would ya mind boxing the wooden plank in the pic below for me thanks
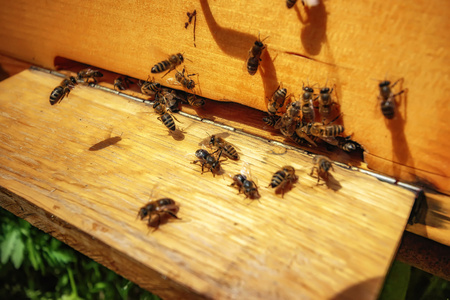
[0,69,415,299]
[0,0,449,193]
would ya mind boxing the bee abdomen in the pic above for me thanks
[151,60,171,73]
[224,145,239,160]
[286,0,297,8]
[381,102,395,119]
[322,125,344,137]
[49,86,68,105]
[270,171,286,188]
[161,114,176,131]
[247,57,259,75]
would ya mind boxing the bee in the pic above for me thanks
[138,198,180,230]
[173,67,197,90]
[151,53,184,78]
[378,79,405,119]
[267,85,287,115]
[157,89,181,112]
[335,136,363,152]
[139,77,162,95]
[275,100,301,136]
[230,174,260,200]
[294,122,318,147]
[207,134,239,160]
[191,149,224,177]
[263,114,280,127]
[152,101,179,132]
[187,94,205,108]
[49,76,77,105]
[310,155,334,184]
[268,165,297,197]
[300,84,316,123]
[114,76,134,91]
[77,68,103,83]
[318,85,336,121]
[247,34,268,75]
[309,123,344,138]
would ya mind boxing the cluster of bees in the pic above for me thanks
[47,4,407,231]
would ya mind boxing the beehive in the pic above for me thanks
[0,1,449,299]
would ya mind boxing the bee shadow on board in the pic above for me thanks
[323,172,342,191]
[294,1,328,55]
[89,132,123,151]
[200,0,279,101]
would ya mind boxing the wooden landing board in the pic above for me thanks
[0,70,414,299]
[0,0,449,193]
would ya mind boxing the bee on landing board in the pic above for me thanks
[49,76,77,105]
[310,155,334,184]
[152,101,179,132]
[201,133,239,161]
[191,149,224,177]
[151,53,185,78]
[275,100,301,137]
[77,69,103,83]
[137,198,180,231]
[268,165,298,197]
[247,34,268,76]
[230,163,260,200]
[378,79,405,119]
[114,76,134,91]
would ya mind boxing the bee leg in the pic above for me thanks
[310,166,317,177]
[165,211,180,220]
[390,78,404,89]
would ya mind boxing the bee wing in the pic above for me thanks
[166,77,181,86]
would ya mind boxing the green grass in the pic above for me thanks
[1,207,449,299]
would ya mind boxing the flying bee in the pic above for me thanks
[77,68,103,83]
[204,133,239,160]
[139,76,162,95]
[49,76,77,105]
[268,165,297,197]
[229,164,260,200]
[300,84,316,123]
[309,123,344,138]
[263,114,280,127]
[138,198,180,231]
[378,79,405,119]
[318,85,337,121]
[191,149,224,177]
[171,67,197,90]
[151,53,184,78]
[267,85,287,115]
[247,34,268,75]
[114,76,134,91]
[186,94,205,108]
[310,155,334,184]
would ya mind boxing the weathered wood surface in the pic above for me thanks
[0,69,415,299]
[0,0,449,193]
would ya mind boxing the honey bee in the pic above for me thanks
[157,89,181,112]
[139,76,162,95]
[310,155,334,184]
[191,149,224,177]
[268,165,297,197]
[378,79,405,119]
[309,123,344,137]
[230,174,260,200]
[77,69,103,83]
[206,134,239,160]
[318,85,336,121]
[294,122,318,147]
[173,67,197,90]
[335,136,363,152]
[300,84,316,123]
[152,101,179,132]
[247,34,268,75]
[186,94,205,108]
[114,76,134,91]
[263,114,280,127]
[151,53,184,78]
[49,76,77,105]
[138,198,180,230]
[267,85,287,115]
[275,100,301,136]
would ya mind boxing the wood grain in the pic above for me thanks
[0,0,448,193]
[0,69,415,299]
